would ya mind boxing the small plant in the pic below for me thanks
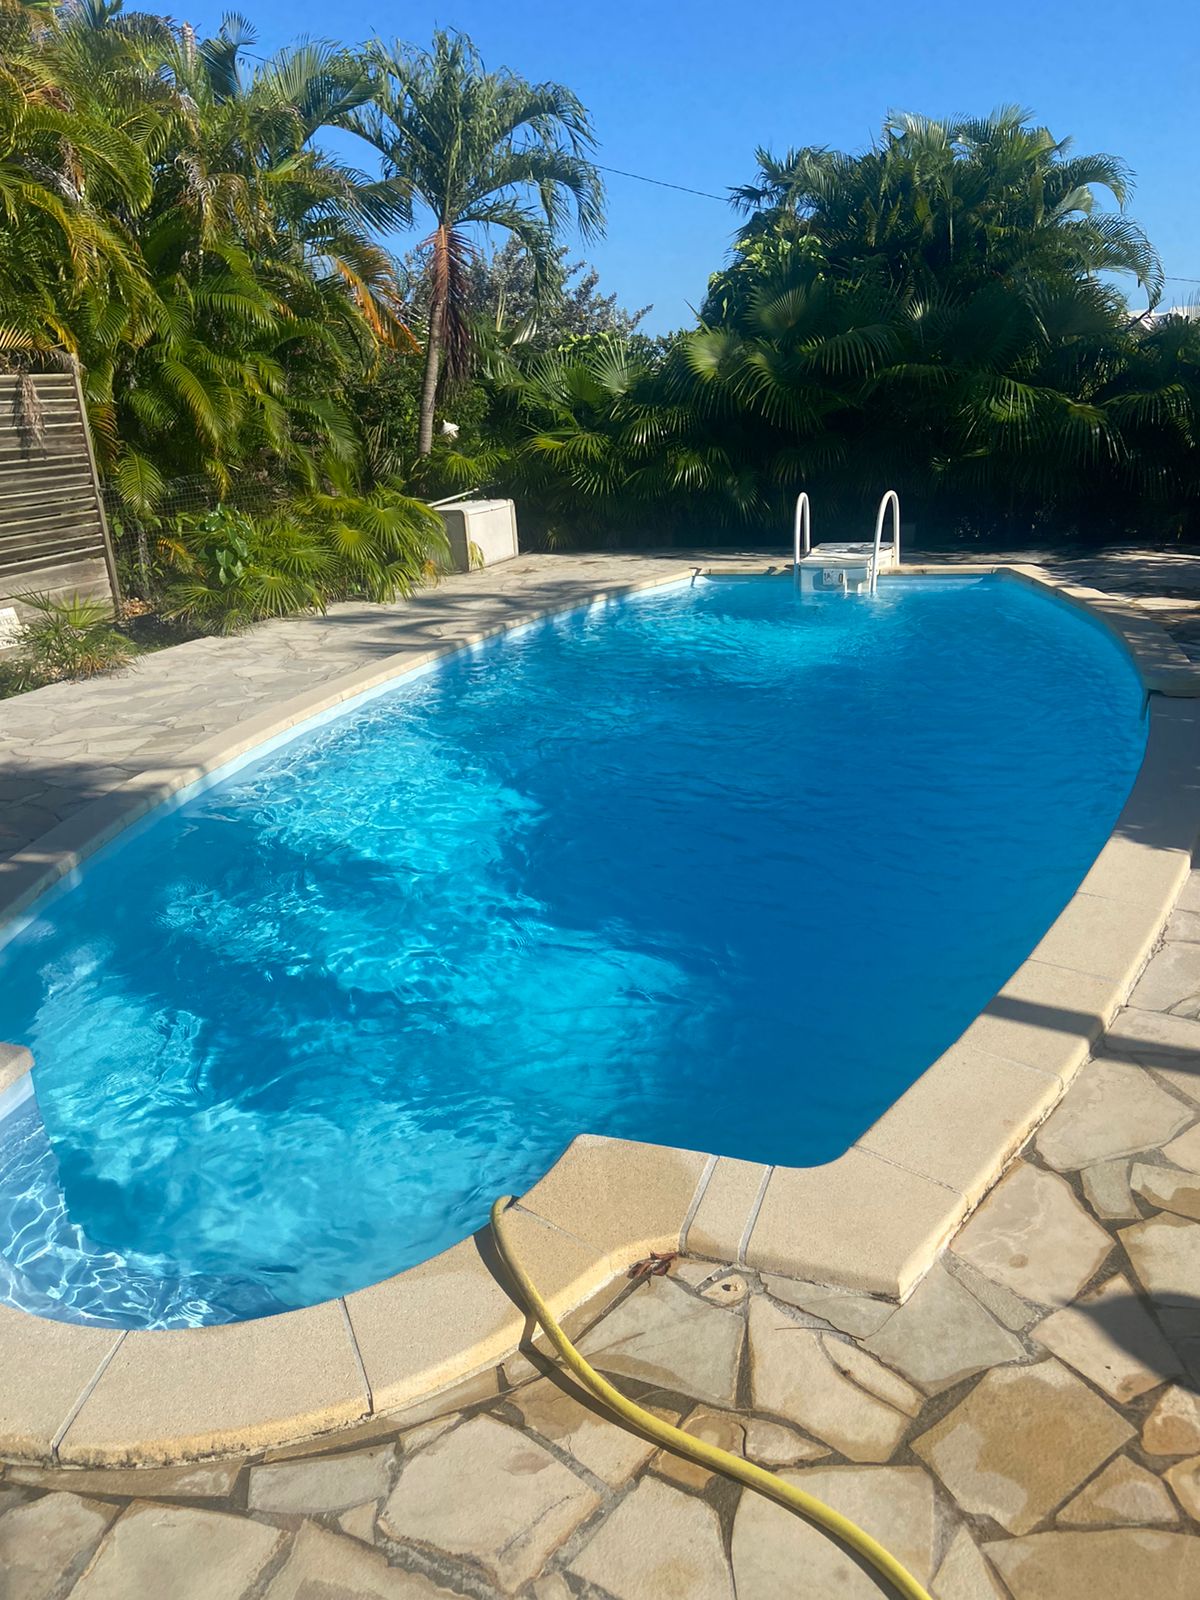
[110,510,164,602]
[5,593,137,688]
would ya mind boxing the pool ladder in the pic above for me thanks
[793,491,901,594]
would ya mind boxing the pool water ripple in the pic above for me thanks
[0,576,1146,1326]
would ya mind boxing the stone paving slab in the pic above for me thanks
[568,1476,734,1600]
[731,1464,938,1597]
[1059,1455,1177,1527]
[861,1261,1026,1393]
[913,1357,1135,1534]
[985,1529,1200,1599]
[246,1442,394,1514]
[0,1493,118,1600]
[69,1505,285,1600]
[378,1415,601,1591]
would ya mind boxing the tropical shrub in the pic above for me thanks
[1,2,413,513]
[288,488,448,600]
[343,344,502,499]
[158,506,330,633]
[2,592,137,688]
[157,491,447,632]
[683,109,1192,538]
[483,110,1200,547]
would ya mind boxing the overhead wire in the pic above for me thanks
[169,52,1200,284]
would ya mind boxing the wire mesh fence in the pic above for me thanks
[104,475,288,602]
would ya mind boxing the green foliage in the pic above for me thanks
[157,492,447,632]
[404,237,650,351]
[3,2,1197,563]
[721,108,1163,310]
[292,487,448,601]
[346,30,606,454]
[476,338,687,544]
[1,2,410,508]
[2,591,136,688]
[485,110,1200,547]
[159,506,330,633]
[346,343,507,499]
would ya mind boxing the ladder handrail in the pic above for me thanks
[792,492,811,576]
[869,490,900,595]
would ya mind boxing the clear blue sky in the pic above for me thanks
[186,0,1198,332]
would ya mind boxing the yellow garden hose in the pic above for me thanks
[490,1197,932,1600]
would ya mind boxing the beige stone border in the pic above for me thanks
[1,560,1198,1470]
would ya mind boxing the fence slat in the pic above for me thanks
[0,508,104,539]
[0,536,102,558]
[0,472,98,496]
[0,481,102,506]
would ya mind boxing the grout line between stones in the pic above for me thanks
[51,1331,127,1463]
[737,1167,774,1264]
[679,1154,719,1255]
[339,1298,374,1418]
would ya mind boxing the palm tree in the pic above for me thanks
[0,1,420,505]
[726,107,1163,310]
[0,0,153,353]
[668,107,1195,539]
[39,7,414,508]
[347,30,604,455]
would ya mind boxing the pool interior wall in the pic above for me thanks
[0,575,1147,1327]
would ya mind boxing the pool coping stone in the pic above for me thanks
[2,557,1199,1469]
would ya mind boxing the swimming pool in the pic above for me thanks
[0,574,1146,1328]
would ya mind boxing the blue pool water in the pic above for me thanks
[0,575,1146,1328]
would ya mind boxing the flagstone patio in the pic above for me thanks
[2,547,1200,1595]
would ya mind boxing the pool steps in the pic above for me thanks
[792,488,902,594]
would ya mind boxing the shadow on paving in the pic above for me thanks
[1064,1287,1200,1395]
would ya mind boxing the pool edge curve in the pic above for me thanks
[2,558,1199,1470]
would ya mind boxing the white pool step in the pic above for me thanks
[795,541,898,593]
[792,491,902,595]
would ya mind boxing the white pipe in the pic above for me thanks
[792,493,811,578]
[427,491,477,509]
[870,490,900,595]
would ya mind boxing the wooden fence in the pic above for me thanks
[0,365,120,616]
